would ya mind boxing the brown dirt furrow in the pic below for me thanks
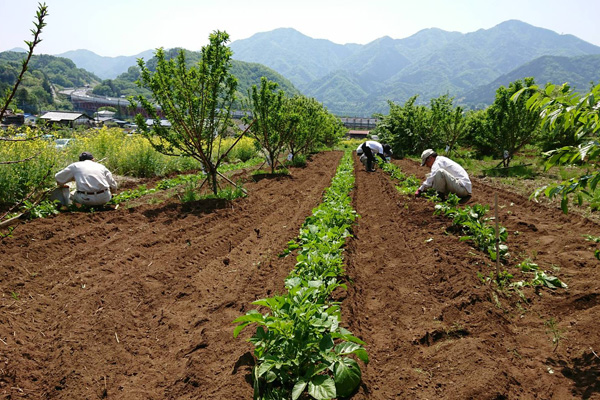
[0,151,342,399]
[344,156,600,399]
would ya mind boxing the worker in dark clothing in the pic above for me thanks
[357,141,392,171]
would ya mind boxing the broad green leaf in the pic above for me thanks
[333,358,362,398]
[335,342,362,355]
[232,310,264,324]
[256,361,274,378]
[233,322,250,338]
[332,329,367,345]
[265,370,277,383]
[285,277,302,289]
[292,380,308,400]
[308,375,336,400]
[561,196,569,214]
[252,298,272,308]
[319,334,335,352]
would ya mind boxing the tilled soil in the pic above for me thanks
[346,157,600,400]
[1,151,599,399]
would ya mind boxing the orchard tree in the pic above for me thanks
[133,30,247,195]
[374,95,457,157]
[245,77,299,173]
[533,84,581,151]
[441,106,467,155]
[485,78,540,167]
[428,94,455,149]
[287,96,344,159]
[374,96,431,158]
[463,109,494,157]
[319,110,347,148]
[516,82,600,212]
[287,95,323,160]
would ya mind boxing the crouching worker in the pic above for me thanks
[55,152,118,207]
[357,141,393,172]
[415,149,471,199]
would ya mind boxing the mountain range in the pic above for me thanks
[19,20,600,116]
[229,20,600,115]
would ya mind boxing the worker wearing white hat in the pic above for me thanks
[416,149,471,198]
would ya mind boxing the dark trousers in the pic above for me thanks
[361,143,376,171]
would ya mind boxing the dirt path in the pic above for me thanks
[1,151,599,399]
[345,156,600,399]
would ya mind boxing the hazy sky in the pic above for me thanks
[1,0,599,57]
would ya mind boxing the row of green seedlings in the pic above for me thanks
[233,150,368,400]
[110,156,264,204]
[380,161,567,290]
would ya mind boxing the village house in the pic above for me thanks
[39,111,93,128]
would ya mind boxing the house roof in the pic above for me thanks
[40,111,92,121]
[348,130,369,136]
[145,119,171,127]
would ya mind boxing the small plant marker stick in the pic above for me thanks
[495,193,500,279]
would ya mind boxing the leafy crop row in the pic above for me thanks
[381,161,567,290]
[110,157,263,204]
[233,150,368,400]
[434,195,508,261]
[381,161,508,261]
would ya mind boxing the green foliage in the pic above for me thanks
[91,67,150,99]
[0,127,60,205]
[520,82,600,213]
[245,77,299,173]
[381,162,420,194]
[234,151,366,400]
[373,94,463,158]
[483,163,536,178]
[0,127,260,210]
[287,95,346,159]
[373,96,431,157]
[134,31,240,194]
[181,179,246,203]
[544,317,566,352]
[434,196,509,261]
[1,3,49,116]
[285,154,307,168]
[479,78,541,166]
[22,199,60,219]
[91,55,300,111]
[63,127,203,177]
[511,259,567,290]
[225,137,259,162]
[110,157,262,205]
[0,51,98,113]
[442,105,468,155]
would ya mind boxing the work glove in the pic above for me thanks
[415,189,421,197]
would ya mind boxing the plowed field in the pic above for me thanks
[1,151,599,399]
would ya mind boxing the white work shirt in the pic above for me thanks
[419,156,472,193]
[356,141,384,155]
[55,160,118,193]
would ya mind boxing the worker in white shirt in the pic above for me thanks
[415,149,471,199]
[356,141,392,172]
[55,152,118,206]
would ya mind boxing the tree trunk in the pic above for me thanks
[269,151,276,174]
